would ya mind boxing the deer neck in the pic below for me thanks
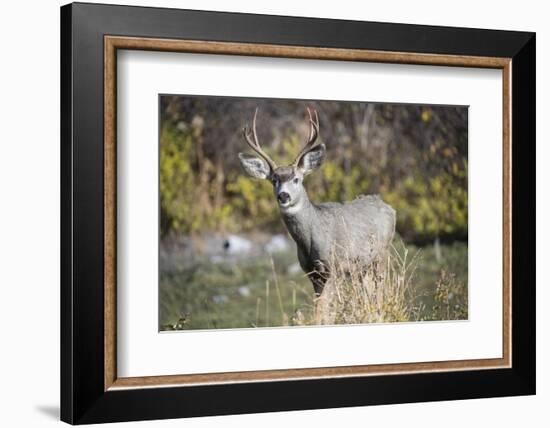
[281,197,317,255]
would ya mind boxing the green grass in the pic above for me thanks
[407,241,468,320]
[159,241,468,331]
[160,250,313,330]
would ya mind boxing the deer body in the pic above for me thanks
[282,195,395,295]
[239,109,395,295]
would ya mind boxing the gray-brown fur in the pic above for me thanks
[239,109,396,295]
[281,194,395,295]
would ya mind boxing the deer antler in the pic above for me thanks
[293,108,320,166]
[242,108,277,171]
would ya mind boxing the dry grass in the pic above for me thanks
[428,269,468,321]
[291,242,420,326]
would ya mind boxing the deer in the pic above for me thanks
[238,108,396,296]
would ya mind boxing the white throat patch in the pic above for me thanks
[280,199,304,216]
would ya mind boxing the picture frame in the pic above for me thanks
[60,2,535,424]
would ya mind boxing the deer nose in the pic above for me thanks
[278,192,290,204]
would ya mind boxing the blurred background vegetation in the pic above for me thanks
[159,95,468,330]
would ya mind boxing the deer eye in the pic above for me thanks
[293,177,299,184]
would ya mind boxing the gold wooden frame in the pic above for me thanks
[104,35,512,391]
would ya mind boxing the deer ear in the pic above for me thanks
[298,144,326,175]
[238,153,271,180]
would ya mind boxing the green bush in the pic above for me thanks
[384,164,468,242]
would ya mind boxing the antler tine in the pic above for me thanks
[252,107,260,149]
[293,108,320,166]
[242,108,277,171]
[308,108,319,144]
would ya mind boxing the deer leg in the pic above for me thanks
[309,272,325,296]
[310,260,329,296]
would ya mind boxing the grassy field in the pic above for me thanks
[159,237,467,331]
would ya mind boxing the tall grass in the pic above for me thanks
[289,243,422,326]
[323,246,416,324]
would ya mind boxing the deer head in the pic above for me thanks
[238,108,326,213]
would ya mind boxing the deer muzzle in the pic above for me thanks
[277,192,290,205]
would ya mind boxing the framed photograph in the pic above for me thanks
[60,2,535,424]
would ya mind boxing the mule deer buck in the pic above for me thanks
[239,108,396,296]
